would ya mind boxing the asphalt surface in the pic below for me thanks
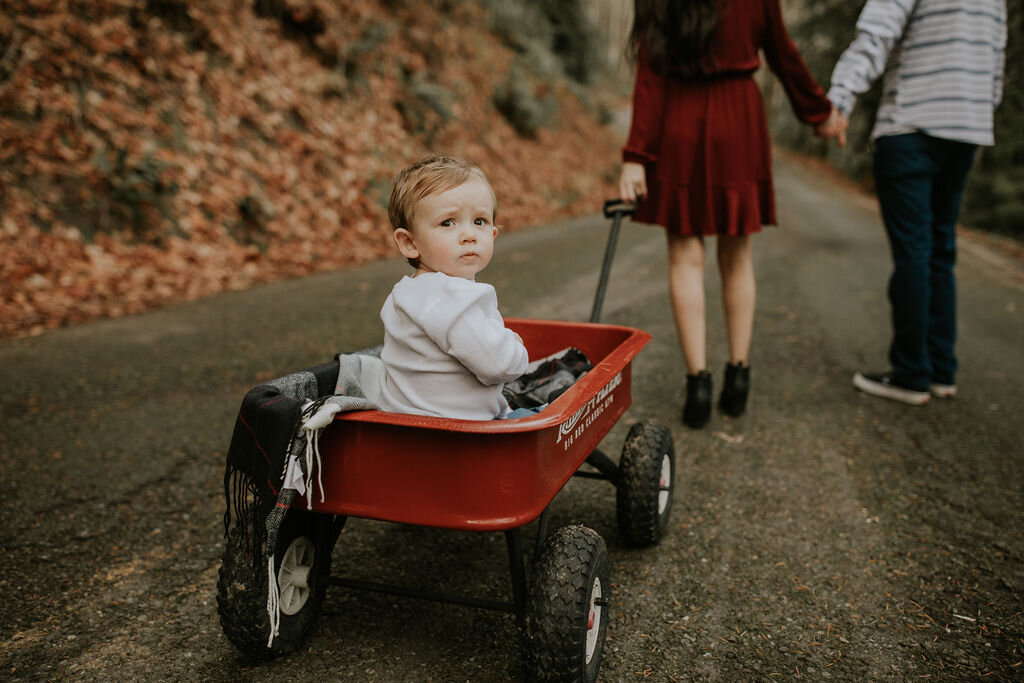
[1,155,1022,681]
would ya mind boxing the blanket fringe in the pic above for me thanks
[266,403,332,645]
[267,554,280,646]
[299,397,339,509]
[223,467,264,568]
[263,486,295,648]
[302,428,326,510]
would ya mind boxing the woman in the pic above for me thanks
[619,0,843,428]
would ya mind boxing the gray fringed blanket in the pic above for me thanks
[222,350,381,646]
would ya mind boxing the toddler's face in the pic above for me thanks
[395,178,498,280]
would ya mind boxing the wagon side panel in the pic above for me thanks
[305,364,634,530]
[307,424,548,529]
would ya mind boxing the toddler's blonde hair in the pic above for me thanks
[388,155,498,267]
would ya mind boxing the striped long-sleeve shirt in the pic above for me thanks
[827,0,1006,146]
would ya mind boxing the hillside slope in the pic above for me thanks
[0,0,621,338]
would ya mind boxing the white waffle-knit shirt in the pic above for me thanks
[373,272,529,420]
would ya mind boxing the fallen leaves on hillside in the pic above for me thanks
[0,0,623,338]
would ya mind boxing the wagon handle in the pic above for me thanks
[590,199,636,323]
[602,198,636,219]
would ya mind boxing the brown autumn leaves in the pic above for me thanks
[1,0,621,338]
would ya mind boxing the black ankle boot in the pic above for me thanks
[719,362,750,417]
[683,370,712,429]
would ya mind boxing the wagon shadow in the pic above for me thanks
[296,471,627,677]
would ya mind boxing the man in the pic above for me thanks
[824,0,1007,405]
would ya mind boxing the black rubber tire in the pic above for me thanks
[524,525,610,683]
[217,510,338,658]
[616,419,675,546]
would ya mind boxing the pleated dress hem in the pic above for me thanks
[633,177,776,237]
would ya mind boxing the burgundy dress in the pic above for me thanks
[622,0,831,236]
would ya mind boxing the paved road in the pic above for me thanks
[1,155,1022,681]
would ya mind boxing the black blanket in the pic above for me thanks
[222,359,340,561]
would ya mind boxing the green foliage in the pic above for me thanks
[92,147,179,239]
[485,0,603,85]
[493,65,557,138]
[395,74,455,146]
[484,0,605,136]
[536,0,600,85]
[229,194,270,251]
[487,0,554,51]
[341,22,392,89]
[960,3,1023,238]
[366,173,394,212]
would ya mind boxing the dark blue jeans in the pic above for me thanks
[873,133,977,390]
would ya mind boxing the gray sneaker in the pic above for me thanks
[853,372,930,406]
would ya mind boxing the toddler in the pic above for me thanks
[373,155,529,420]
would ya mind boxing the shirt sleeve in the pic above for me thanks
[445,305,528,386]
[622,46,667,165]
[826,0,914,116]
[417,280,528,386]
[761,0,832,125]
[993,5,1007,107]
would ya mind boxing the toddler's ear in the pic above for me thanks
[393,228,419,260]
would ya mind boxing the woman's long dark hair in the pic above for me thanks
[627,0,722,78]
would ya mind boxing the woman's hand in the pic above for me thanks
[815,106,848,147]
[619,162,648,203]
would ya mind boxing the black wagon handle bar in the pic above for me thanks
[590,199,637,323]
[602,198,636,219]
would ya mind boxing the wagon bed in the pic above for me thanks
[304,318,651,530]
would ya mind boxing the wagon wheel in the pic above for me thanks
[523,525,610,683]
[616,420,675,546]
[217,509,342,658]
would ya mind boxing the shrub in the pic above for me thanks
[493,65,557,138]
[92,148,179,240]
[395,75,455,146]
[485,0,603,85]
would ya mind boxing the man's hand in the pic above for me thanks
[815,107,848,147]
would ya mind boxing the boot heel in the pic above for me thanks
[683,371,712,429]
[719,362,750,417]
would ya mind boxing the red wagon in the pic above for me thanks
[217,203,675,682]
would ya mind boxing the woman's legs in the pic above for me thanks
[668,232,713,428]
[716,234,755,417]
[717,234,755,365]
[667,232,707,373]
